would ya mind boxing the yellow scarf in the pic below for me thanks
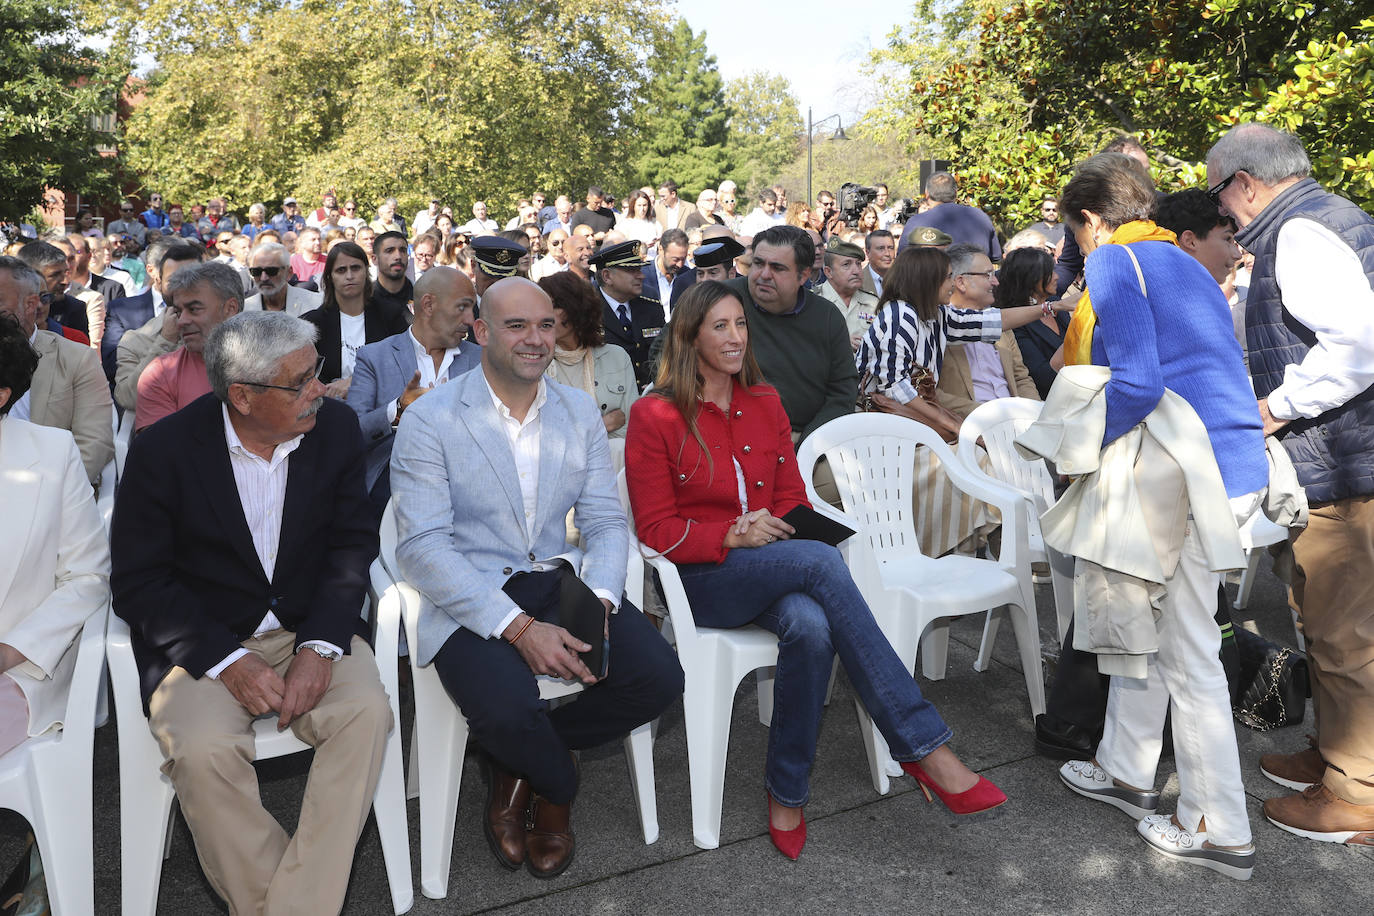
[1062,220,1177,365]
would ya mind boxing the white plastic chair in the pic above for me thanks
[797,413,1045,718]
[616,472,887,842]
[0,608,105,916]
[959,397,1076,661]
[107,602,413,915]
[375,501,658,900]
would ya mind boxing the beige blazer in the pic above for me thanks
[653,202,691,232]
[28,330,114,486]
[242,284,323,318]
[0,419,110,735]
[936,331,1040,419]
[113,313,178,416]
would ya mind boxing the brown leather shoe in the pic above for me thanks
[525,794,575,879]
[1260,738,1326,791]
[1265,784,1374,846]
[483,758,531,869]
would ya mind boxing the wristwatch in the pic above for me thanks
[304,644,342,662]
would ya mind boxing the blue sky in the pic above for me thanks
[675,0,915,124]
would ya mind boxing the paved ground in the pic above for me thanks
[3,552,1371,915]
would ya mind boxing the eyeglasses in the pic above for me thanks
[342,206,355,212]
[960,269,997,279]
[247,266,283,278]
[1206,172,1241,205]
[120,208,133,213]
[236,355,325,395]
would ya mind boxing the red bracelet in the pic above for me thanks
[509,616,535,644]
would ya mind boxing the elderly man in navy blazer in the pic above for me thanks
[346,266,481,511]
[111,311,391,915]
[392,277,681,879]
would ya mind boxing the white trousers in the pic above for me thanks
[1095,526,1252,846]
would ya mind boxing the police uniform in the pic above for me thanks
[591,240,665,389]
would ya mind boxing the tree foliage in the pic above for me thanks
[0,0,126,219]
[872,0,1374,229]
[106,0,668,219]
[724,72,804,197]
[633,18,732,193]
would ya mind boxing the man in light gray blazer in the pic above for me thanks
[391,278,681,879]
[346,267,480,510]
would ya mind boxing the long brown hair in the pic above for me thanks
[878,246,950,322]
[320,240,374,311]
[652,280,766,474]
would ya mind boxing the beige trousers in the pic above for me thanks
[148,631,391,916]
[1290,494,1374,805]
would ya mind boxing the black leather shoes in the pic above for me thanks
[483,757,531,870]
[1034,713,1096,761]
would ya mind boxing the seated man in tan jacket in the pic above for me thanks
[936,244,1039,417]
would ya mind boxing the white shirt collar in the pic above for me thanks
[221,403,305,470]
[481,369,547,428]
[600,285,629,309]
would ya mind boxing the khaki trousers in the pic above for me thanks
[148,631,392,916]
[1290,494,1374,805]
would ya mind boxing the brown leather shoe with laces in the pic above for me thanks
[525,795,575,879]
[483,758,531,869]
[1260,737,1326,791]
[1265,784,1374,846]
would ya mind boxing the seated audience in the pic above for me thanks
[346,266,481,511]
[0,256,113,487]
[243,241,324,316]
[816,239,881,351]
[1000,247,1067,398]
[301,241,410,399]
[539,271,638,441]
[111,243,204,414]
[111,311,391,915]
[625,281,1006,861]
[391,278,682,879]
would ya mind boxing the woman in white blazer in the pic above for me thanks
[0,310,110,758]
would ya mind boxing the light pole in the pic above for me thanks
[807,106,849,206]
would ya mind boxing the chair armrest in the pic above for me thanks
[62,605,109,743]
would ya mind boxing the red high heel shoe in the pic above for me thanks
[766,794,807,860]
[902,760,1007,815]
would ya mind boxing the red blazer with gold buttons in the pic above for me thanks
[626,381,810,564]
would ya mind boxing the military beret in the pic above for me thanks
[825,238,864,260]
[910,226,953,247]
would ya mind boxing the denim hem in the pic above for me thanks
[764,776,810,809]
[889,726,954,764]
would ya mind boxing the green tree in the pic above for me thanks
[117,0,668,221]
[724,71,804,196]
[634,18,732,193]
[0,0,126,220]
[871,0,1374,230]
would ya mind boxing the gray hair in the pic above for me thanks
[252,240,291,268]
[248,202,267,219]
[164,260,245,311]
[1206,123,1312,186]
[0,255,42,299]
[16,240,67,272]
[946,243,986,278]
[204,311,318,402]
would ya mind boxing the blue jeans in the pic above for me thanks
[677,538,952,806]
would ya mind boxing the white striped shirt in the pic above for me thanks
[855,300,1002,403]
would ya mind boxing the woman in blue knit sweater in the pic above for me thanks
[1054,153,1269,880]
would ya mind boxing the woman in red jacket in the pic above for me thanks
[625,281,1006,860]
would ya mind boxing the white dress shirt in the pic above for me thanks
[206,406,341,677]
[1268,218,1374,420]
[655,264,675,314]
[385,330,467,424]
[8,330,38,421]
[482,373,617,638]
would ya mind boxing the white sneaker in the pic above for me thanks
[1058,760,1159,820]
[1137,814,1255,881]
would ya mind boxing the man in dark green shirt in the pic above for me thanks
[728,225,857,443]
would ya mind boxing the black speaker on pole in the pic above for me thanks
[919,159,952,195]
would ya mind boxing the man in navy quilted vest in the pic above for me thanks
[1207,123,1374,848]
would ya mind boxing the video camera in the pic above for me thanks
[837,183,878,225]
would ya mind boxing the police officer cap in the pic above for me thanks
[470,236,528,278]
[588,240,647,271]
[693,237,746,269]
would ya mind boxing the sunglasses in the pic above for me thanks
[1206,172,1240,205]
[248,266,283,278]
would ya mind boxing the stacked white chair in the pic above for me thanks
[0,608,105,916]
[107,602,414,915]
[959,397,1076,660]
[373,500,657,900]
[796,413,1045,736]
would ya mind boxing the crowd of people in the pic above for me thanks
[1,120,1371,912]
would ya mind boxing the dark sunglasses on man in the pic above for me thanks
[248,266,283,278]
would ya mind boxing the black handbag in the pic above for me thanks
[1231,627,1310,731]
